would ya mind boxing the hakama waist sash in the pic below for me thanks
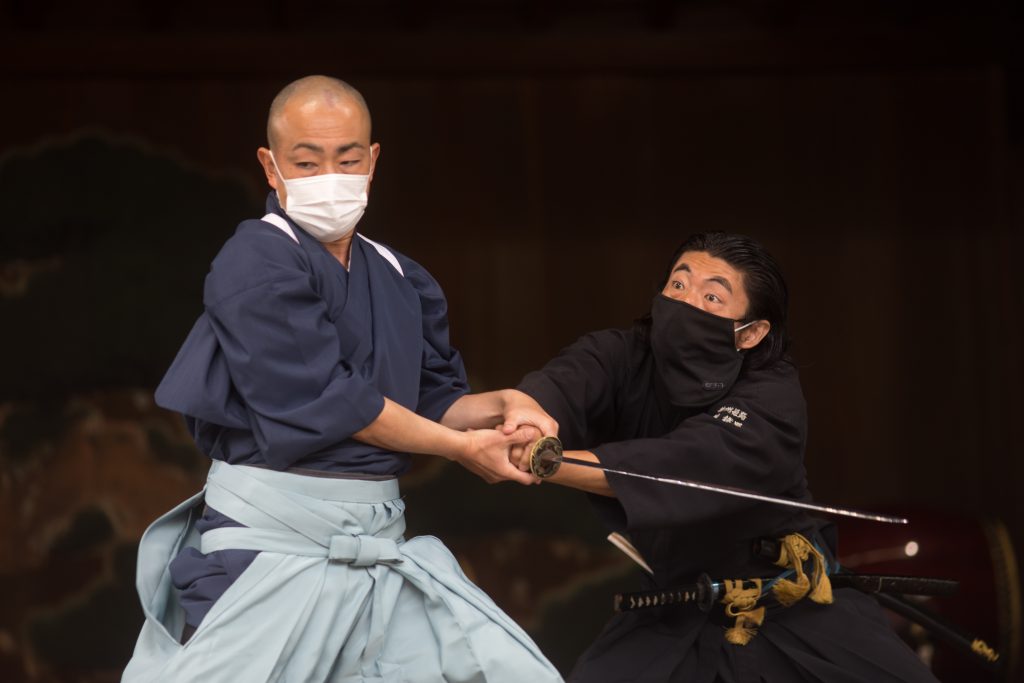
[122,461,561,683]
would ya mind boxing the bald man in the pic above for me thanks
[122,76,561,682]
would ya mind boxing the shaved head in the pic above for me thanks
[266,75,371,150]
[256,76,379,230]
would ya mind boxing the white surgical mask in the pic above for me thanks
[270,151,370,242]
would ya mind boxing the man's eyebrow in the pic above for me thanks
[707,275,733,294]
[335,142,363,154]
[671,264,729,292]
[290,142,364,154]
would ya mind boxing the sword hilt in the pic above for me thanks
[614,573,718,613]
[529,436,563,479]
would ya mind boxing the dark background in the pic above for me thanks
[0,1,1022,681]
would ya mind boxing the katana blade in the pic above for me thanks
[528,436,907,525]
[550,454,907,524]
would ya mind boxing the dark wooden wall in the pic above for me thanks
[1,1,1022,680]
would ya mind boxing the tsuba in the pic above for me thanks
[529,436,563,479]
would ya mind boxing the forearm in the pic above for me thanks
[442,388,559,437]
[354,397,466,460]
[439,390,509,431]
[358,396,538,486]
[548,450,616,497]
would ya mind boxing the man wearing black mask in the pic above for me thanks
[509,233,938,682]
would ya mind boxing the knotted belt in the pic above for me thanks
[201,527,403,566]
[198,460,405,568]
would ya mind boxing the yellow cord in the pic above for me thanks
[721,533,833,645]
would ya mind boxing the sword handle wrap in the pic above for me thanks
[614,574,717,613]
[529,436,563,479]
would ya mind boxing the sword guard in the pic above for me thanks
[529,436,563,479]
[695,573,716,612]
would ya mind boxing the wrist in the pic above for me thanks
[500,388,527,411]
[497,388,515,412]
[448,429,472,463]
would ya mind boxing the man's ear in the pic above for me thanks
[256,147,279,191]
[368,142,380,182]
[737,320,771,351]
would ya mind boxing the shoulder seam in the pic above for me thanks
[261,213,298,243]
[358,234,405,276]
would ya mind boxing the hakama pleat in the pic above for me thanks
[122,462,561,683]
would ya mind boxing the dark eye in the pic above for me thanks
[706,293,722,303]
[670,280,684,290]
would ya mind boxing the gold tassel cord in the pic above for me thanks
[720,533,834,646]
[721,579,766,645]
[771,533,833,607]
[971,639,1000,663]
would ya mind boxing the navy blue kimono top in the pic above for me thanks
[156,194,469,476]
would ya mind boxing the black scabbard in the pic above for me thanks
[827,569,1000,672]
[872,592,1002,673]
[831,573,959,597]
[753,538,961,597]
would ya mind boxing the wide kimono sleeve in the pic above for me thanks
[396,253,470,422]
[202,224,386,469]
[517,330,629,447]
[593,365,808,530]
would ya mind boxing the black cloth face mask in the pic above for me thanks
[649,293,755,408]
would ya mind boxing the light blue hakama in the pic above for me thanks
[122,462,562,682]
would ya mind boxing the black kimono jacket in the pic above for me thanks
[519,327,938,683]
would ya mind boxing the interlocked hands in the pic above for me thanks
[455,390,557,485]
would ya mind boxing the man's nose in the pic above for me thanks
[679,289,700,307]
[665,289,700,309]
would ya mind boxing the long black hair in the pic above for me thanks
[641,232,792,370]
